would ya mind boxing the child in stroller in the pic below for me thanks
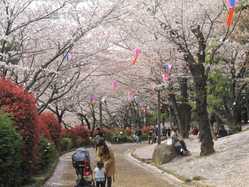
[72,148,93,187]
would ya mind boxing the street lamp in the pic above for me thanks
[141,103,147,126]
[99,96,107,128]
[134,95,142,128]
[154,84,167,144]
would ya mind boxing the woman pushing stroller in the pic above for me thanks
[95,139,116,187]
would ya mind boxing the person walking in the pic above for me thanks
[148,128,153,144]
[96,142,116,187]
[94,161,106,187]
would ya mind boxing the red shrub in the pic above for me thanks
[39,112,61,147]
[142,126,150,134]
[37,117,51,141]
[125,127,132,136]
[62,125,90,147]
[69,125,89,138]
[102,127,113,135]
[0,78,40,177]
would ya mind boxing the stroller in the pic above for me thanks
[72,148,93,187]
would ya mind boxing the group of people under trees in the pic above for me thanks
[191,125,228,139]
[73,115,231,187]
[88,122,229,187]
[148,125,172,144]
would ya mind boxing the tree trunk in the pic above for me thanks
[178,103,192,138]
[99,101,103,128]
[179,77,188,102]
[192,64,214,156]
[178,77,191,138]
[231,104,242,132]
[78,113,91,130]
[168,94,183,134]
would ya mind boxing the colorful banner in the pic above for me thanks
[131,48,141,64]
[90,95,96,104]
[227,8,235,27]
[162,64,172,81]
[128,91,134,101]
[226,0,238,27]
[112,80,118,91]
[64,51,71,61]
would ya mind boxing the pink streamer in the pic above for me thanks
[131,48,141,64]
[112,80,118,91]
[128,91,134,101]
[90,95,96,104]
[162,73,169,81]
[134,48,141,56]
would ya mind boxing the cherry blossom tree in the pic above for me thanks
[0,0,126,115]
[107,0,247,155]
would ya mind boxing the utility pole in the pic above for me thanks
[99,99,103,128]
[157,89,161,144]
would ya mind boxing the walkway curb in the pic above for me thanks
[129,149,215,187]
[128,151,186,187]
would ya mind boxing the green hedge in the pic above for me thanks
[0,112,23,186]
[107,133,132,144]
[60,137,73,152]
[36,137,58,174]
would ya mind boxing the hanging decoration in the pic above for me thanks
[226,0,238,27]
[163,63,173,72]
[112,80,118,91]
[64,51,72,61]
[131,48,141,64]
[128,91,134,101]
[226,8,235,27]
[90,95,96,105]
[162,63,173,81]
[162,73,169,81]
[226,0,237,8]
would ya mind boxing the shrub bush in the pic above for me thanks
[62,125,90,148]
[124,127,133,136]
[0,78,40,179]
[60,137,73,152]
[111,133,133,143]
[142,126,150,135]
[0,112,23,186]
[140,134,149,141]
[36,137,58,173]
[39,112,61,148]
[37,117,51,141]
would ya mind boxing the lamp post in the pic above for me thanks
[154,84,166,144]
[134,95,142,128]
[99,99,103,128]
[99,96,106,128]
[142,104,147,126]
[157,89,161,144]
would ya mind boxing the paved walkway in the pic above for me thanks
[45,143,176,187]
[133,129,249,187]
[45,152,76,187]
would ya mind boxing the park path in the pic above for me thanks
[45,143,175,187]
[45,151,77,187]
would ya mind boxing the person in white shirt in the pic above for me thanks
[94,161,106,187]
